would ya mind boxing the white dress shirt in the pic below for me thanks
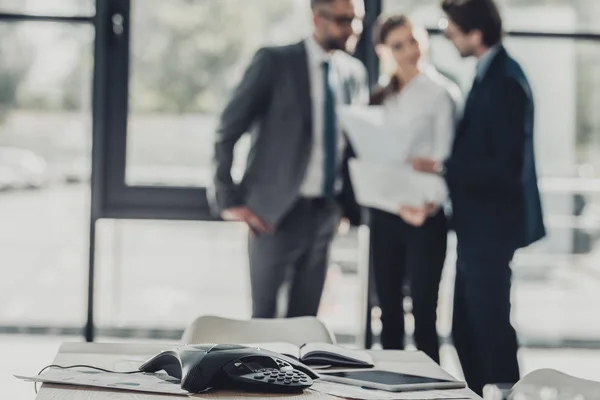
[383,65,462,163]
[299,36,347,197]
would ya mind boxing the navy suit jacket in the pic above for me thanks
[444,46,546,254]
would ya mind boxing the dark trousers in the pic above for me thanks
[248,198,340,318]
[370,208,448,363]
[452,248,520,396]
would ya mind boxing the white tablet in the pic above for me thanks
[319,369,466,392]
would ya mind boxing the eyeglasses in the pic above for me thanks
[318,11,361,28]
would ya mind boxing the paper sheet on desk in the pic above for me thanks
[349,160,448,212]
[15,368,191,396]
[311,381,469,400]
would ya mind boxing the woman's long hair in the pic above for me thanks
[369,14,412,106]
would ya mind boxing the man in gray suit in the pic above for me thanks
[210,0,369,318]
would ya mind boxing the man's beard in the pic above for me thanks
[322,36,348,52]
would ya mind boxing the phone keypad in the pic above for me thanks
[245,367,312,389]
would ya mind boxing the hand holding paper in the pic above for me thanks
[340,106,449,214]
[408,157,441,174]
[349,160,447,215]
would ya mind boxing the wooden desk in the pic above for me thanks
[35,343,480,399]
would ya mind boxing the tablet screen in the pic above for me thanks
[321,370,454,385]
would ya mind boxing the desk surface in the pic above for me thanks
[34,342,480,399]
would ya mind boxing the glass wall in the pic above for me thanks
[95,0,366,342]
[0,0,95,16]
[0,21,93,329]
[94,220,364,340]
[125,0,312,187]
[384,0,600,33]
[384,0,600,345]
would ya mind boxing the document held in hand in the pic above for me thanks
[337,105,411,163]
[349,160,447,213]
[338,105,448,212]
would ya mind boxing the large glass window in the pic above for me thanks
[0,22,93,329]
[503,0,600,33]
[0,0,95,16]
[95,220,365,340]
[95,220,251,330]
[125,0,312,187]
[95,0,366,342]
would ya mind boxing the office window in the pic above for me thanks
[0,0,95,16]
[125,0,312,187]
[95,219,365,341]
[384,0,600,33]
[93,0,366,342]
[382,0,442,27]
[95,220,251,330]
[504,0,600,33]
[0,22,93,329]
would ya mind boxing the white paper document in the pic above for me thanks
[339,105,448,212]
[15,367,191,396]
[338,105,412,163]
[349,160,447,212]
[310,381,469,400]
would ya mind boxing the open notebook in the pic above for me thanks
[245,342,375,368]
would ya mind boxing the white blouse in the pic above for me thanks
[382,65,462,163]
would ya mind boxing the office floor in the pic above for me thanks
[4,334,600,400]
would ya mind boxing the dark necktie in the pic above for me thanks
[322,60,336,197]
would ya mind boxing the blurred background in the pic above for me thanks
[2,0,600,398]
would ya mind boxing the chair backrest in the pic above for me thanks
[511,369,600,399]
[181,315,336,346]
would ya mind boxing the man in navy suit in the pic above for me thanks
[409,0,546,395]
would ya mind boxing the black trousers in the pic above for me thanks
[369,208,448,363]
[452,248,520,396]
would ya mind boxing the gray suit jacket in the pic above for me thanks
[209,41,369,226]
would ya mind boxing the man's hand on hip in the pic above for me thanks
[221,206,273,235]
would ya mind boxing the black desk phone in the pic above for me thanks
[139,344,319,394]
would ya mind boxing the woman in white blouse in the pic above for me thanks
[368,14,460,363]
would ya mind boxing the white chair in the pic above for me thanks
[181,315,336,346]
[510,369,600,399]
